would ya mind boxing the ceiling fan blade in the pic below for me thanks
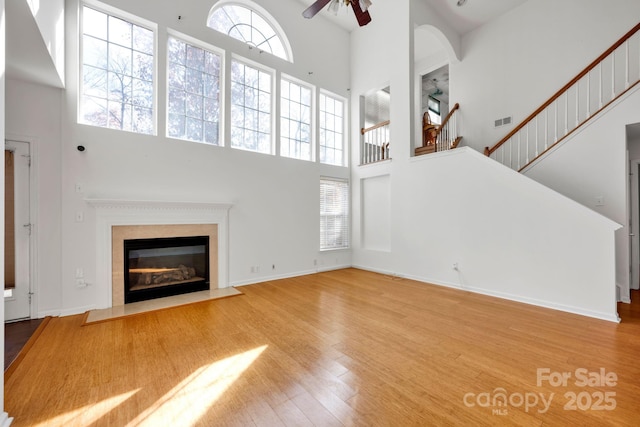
[350,0,372,26]
[303,0,332,19]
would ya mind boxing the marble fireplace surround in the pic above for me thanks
[88,199,232,309]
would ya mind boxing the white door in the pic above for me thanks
[5,140,31,321]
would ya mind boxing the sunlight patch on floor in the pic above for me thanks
[33,390,139,427]
[127,345,268,426]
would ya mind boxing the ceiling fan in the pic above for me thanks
[303,0,372,27]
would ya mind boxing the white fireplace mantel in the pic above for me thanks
[87,199,233,309]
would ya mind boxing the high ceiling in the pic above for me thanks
[296,0,529,34]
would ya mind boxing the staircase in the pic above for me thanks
[415,102,462,156]
[485,23,640,171]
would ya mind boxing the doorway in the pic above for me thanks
[5,140,31,321]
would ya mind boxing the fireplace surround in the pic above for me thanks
[88,199,232,309]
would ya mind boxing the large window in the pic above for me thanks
[81,6,155,134]
[207,2,291,61]
[319,93,346,166]
[167,36,222,145]
[281,78,312,161]
[320,178,350,250]
[230,60,273,154]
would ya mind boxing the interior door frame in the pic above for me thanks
[630,159,640,298]
[5,136,38,320]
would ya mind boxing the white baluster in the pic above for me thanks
[517,133,521,170]
[586,71,591,118]
[545,108,549,150]
[625,40,630,89]
[526,124,530,165]
[535,117,539,157]
[508,138,513,169]
[599,62,603,109]
[554,100,558,143]
[612,52,616,98]
[575,82,579,128]
[564,90,569,135]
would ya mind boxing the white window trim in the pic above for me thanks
[207,0,294,62]
[280,73,316,162]
[79,0,159,135]
[229,54,276,155]
[320,177,351,251]
[165,29,226,146]
[318,89,349,167]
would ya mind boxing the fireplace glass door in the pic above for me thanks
[124,236,209,303]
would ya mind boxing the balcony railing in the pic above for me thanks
[361,120,390,165]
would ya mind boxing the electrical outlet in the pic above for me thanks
[76,268,84,278]
[76,279,87,288]
[75,183,83,193]
[75,211,84,222]
[453,262,459,271]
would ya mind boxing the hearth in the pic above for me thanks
[124,236,210,303]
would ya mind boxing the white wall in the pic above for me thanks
[354,149,620,321]
[26,0,65,83]
[2,0,353,316]
[5,80,64,317]
[452,0,640,153]
[524,86,640,302]
[349,0,624,321]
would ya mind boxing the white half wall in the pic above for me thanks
[353,148,620,322]
[523,85,640,304]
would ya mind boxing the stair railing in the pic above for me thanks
[416,103,461,157]
[485,22,640,172]
[361,120,390,165]
[434,103,461,152]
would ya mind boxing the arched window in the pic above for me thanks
[207,1,292,61]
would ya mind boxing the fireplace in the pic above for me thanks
[124,236,210,303]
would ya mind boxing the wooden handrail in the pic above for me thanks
[486,22,640,156]
[361,120,390,135]
[436,103,459,140]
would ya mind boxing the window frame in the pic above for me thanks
[166,30,225,146]
[280,74,315,162]
[229,55,275,155]
[318,90,348,167]
[207,0,293,62]
[320,177,350,251]
[79,0,158,135]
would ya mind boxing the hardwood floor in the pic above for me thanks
[4,318,45,370]
[5,269,640,426]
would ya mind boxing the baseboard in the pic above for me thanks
[355,266,621,323]
[230,268,318,287]
[230,265,351,287]
[37,309,62,318]
[39,306,97,318]
[0,413,13,427]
